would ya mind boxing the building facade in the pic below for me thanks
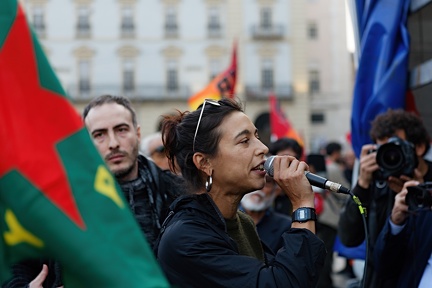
[409,0,432,137]
[306,0,354,151]
[21,0,353,152]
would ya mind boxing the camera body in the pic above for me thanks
[406,182,432,211]
[371,136,418,180]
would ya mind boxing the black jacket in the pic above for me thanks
[255,209,292,253]
[155,193,326,288]
[374,211,432,287]
[120,155,185,249]
[2,259,62,288]
[338,182,395,287]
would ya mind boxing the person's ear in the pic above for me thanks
[192,153,212,176]
[136,125,141,140]
[415,142,426,157]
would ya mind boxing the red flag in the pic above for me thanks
[269,93,304,147]
[188,42,237,110]
[406,90,419,115]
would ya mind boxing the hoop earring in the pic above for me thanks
[205,175,213,192]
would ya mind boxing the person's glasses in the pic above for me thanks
[151,145,165,156]
[193,99,221,152]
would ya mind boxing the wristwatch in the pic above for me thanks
[292,207,317,223]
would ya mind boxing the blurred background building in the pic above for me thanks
[408,0,432,137]
[20,0,354,152]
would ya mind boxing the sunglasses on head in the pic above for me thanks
[193,99,221,152]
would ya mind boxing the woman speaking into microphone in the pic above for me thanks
[155,98,325,288]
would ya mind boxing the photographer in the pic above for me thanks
[338,109,432,287]
[374,180,432,287]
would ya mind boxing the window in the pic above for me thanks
[308,22,318,39]
[208,7,221,37]
[209,59,221,81]
[308,70,320,94]
[165,7,178,37]
[123,60,135,94]
[408,3,432,69]
[166,61,178,91]
[311,113,325,124]
[261,60,274,90]
[78,60,90,96]
[77,6,91,38]
[260,8,272,29]
[121,6,135,37]
[32,6,45,36]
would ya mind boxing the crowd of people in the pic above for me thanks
[3,95,432,288]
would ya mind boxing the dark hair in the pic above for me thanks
[269,137,303,159]
[370,109,430,155]
[326,142,342,156]
[162,98,243,191]
[82,94,138,127]
[306,154,327,173]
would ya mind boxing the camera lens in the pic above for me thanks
[377,145,404,170]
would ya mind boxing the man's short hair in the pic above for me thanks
[82,94,138,127]
[370,109,430,154]
[326,142,342,156]
[269,137,303,159]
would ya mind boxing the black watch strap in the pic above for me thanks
[292,207,317,223]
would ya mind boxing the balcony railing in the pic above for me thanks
[121,22,135,38]
[251,24,284,40]
[33,23,46,38]
[165,24,178,38]
[76,22,91,38]
[245,84,293,100]
[208,23,222,38]
[67,84,191,101]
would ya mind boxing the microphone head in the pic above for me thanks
[264,156,276,177]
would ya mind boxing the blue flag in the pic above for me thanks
[351,0,410,157]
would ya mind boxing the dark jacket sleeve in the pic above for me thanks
[159,171,187,199]
[338,183,370,247]
[2,259,41,288]
[158,220,326,288]
[2,259,62,288]
[373,218,408,281]
[158,171,187,222]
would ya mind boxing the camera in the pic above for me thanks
[371,136,418,180]
[406,182,432,211]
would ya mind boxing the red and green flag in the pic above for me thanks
[188,42,237,110]
[269,93,304,147]
[0,1,169,286]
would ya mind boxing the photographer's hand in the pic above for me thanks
[388,176,407,193]
[388,167,425,194]
[390,181,419,225]
[358,144,379,189]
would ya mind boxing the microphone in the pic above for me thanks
[264,156,351,195]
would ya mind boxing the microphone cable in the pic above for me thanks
[346,190,368,288]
